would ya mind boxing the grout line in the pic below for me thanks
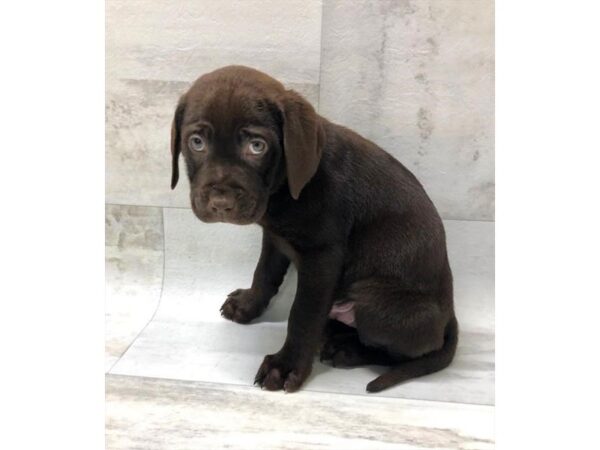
[106,202,191,211]
[105,203,495,223]
[443,217,495,223]
[107,206,168,373]
[316,0,325,112]
[106,372,495,408]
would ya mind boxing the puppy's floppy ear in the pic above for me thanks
[280,90,323,200]
[170,99,186,189]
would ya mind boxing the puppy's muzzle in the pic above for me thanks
[207,190,235,215]
[193,184,257,223]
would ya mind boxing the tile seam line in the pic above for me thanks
[316,0,325,111]
[109,78,320,87]
[107,206,167,374]
[106,373,494,408]
[105,203,495,223]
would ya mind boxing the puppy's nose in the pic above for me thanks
[208,193,234,213]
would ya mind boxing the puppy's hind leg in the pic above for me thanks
[347,278,458,392]
[365,315,458,392]
[320,320,392,368]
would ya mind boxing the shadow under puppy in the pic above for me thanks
[170,65,458,393]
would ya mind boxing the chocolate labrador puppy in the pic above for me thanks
[170,66,458,393]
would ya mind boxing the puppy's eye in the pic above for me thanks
[188,134,206,152]
[248,139,267,155]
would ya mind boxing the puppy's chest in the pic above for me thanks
[269,233,300,266]
[260,216,313,266]
[261,208,313,245]
[261,199,341,263]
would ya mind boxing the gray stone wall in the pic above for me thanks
[106,0,494,220]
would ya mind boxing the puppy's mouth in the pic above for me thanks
[191,195,266,225]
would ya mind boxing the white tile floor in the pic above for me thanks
[106,205,495,449]
[105,205,164,371]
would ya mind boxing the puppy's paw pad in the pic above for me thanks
[283,371,303,392]
[262,368,284,391]
[220,289,263,324]
[254,354,310,393]
[220,297,250,323]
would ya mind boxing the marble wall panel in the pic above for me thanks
[319,0,494,220]
[106,0,323,84]
[106,0,493,220]
[106,0,323,207]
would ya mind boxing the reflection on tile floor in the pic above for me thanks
[109,208,494,405]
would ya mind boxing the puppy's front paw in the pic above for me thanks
[220,288,265,324]
[254,353,312,393]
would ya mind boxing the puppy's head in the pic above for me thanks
[170,65,323,225]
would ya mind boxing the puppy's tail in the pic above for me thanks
[366,315,459,393]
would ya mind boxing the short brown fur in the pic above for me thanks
[171,66,458,393]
